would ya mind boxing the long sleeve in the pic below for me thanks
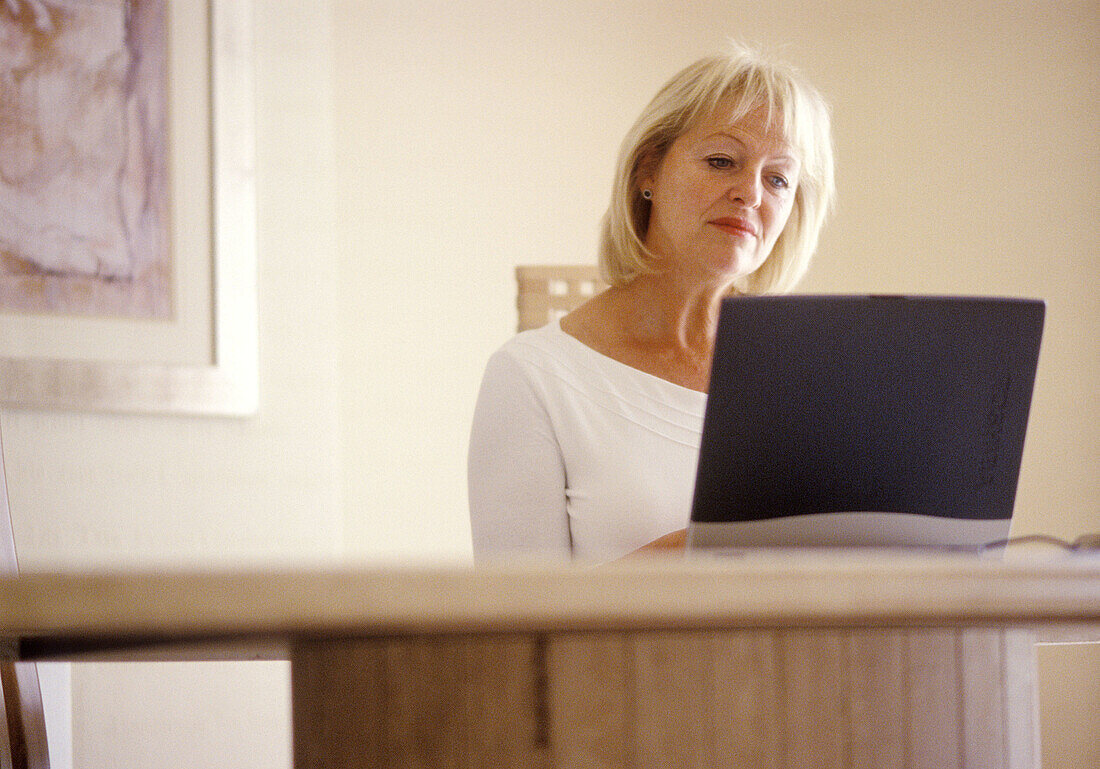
[467,348,572,559]
[468,322,705,562]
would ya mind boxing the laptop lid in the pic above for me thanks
[687,295,1045,550]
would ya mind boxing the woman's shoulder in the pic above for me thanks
[489,321,586,380]
[476,321,601,410]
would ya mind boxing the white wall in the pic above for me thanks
[4,1,341,766]
[3,0,1095,766]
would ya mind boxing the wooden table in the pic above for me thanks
[2,551,1099,768]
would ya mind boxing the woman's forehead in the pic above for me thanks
[690,102,797,154]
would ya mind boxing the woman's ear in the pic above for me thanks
[635,148,661,197]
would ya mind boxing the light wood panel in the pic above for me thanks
[848,628,908,768]
[906,629,962,766]
[292,626,1041,769]
[291,639,387,767]
[293,635,551,769]
[546,633,632,769]
[712,630,783,769]
[632,631,716,768]
[464,635,550,768]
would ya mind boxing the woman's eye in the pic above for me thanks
[706,156,734,169]
[769,174,790,190]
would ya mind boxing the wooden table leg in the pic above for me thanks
[1,661,50,769]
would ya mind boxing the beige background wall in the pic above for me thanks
[2,0,1095,766]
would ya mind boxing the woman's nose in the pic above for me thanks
[728,171,762,208]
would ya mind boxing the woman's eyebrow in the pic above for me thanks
[700,133,798,164]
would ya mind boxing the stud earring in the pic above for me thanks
[642,189,653,200]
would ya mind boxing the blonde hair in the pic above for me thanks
[599,42,836,294]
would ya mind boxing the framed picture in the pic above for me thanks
[0,0,257,416]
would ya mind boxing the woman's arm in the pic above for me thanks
[624,528,686,555]
[467,350,572,559]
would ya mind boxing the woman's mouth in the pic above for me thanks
[710,217,757,238]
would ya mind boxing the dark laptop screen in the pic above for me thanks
[689,295,1044,548]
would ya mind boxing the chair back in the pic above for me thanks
[0,428,50,769]
[515,265,606,332]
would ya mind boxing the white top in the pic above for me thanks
[468,320,707,561]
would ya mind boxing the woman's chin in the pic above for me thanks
[705,253,766,284]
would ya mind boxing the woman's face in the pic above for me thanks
[641,103,800,283]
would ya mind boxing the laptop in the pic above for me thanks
[686,295,1045,551]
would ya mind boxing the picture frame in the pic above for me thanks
[0,0,257,417]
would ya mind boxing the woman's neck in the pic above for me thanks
[612,271,735,354]
[561,269,738,392]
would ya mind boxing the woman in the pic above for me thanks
[468,42,836,561]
